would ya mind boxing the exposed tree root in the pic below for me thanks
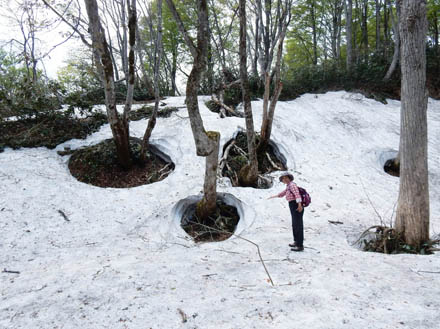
[355,225,439,255]
[220,131,286,189]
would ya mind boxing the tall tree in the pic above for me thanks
[257,0,292,153]
[165,0,220,219]
[309,0,319,65]
[375,0,381,52]
[345,0,354,71]
[238,0,259,187]
[395,0,430,248]
[83,0,137,169]
[141,0,163,161]
[361,0,369,61]
[383,0,400,81]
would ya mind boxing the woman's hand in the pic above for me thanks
[297,203,303,212]
[267,195,277,200]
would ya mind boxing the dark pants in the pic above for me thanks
[289,201,304,247]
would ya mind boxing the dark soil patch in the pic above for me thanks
[129,105,179,121]
[181,199,240,242]
[68,137,174,188]
[0,113,107,152]
[221,131,287,188]
[357,225,439,255]
[384,158,400,177]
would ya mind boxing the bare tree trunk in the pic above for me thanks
[252,13,260,77]
[311,0,318,65]
[165,0,219,218]
[384,0,389,57]
[120,0,128,78]
[84,0,132,169]
[345,0,354,72]
[376,0,381,52]
[353,0,360,63]
[141,0,163,162]
[135,24,155,97]
[383,1,400,81]
[362,0,369,61]
[199,132,220,219]
[258,22,288,152]
[122,0,136,122]
[395,0,429,248]
[171,47,178,95]
[330,0,343,60]
[238,0,258,187]
[336,1,343,61]
[257,0,291,153]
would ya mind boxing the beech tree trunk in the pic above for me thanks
[395,0,429,248]
[361,0,369,61]
[345,0,354,72]
[238,0,259,187]
[376,0,381,52]
[165,0,219,219]
[311,0,318,65]
[383,0,389,58]
[84,0,132,169]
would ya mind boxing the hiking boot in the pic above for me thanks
[291,246,304,252]
[288,243,297,247]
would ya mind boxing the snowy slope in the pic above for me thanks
[1,91,439,329]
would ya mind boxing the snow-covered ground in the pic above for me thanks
[1,91,439,329]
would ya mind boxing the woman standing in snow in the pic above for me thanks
[268,173,304,252]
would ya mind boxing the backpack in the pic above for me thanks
[298,187,311,207]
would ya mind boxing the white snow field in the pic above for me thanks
[1,91,440,329]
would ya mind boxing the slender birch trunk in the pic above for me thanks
[141,0,163,162]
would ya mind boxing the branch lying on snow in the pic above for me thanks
[211,94,244,117]
[2,269,20,274]
[58,210,70,222]
[177,308,188,323]
[187,221,274,286]
[328,220,344,225]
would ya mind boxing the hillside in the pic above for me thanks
[1,91,439,329]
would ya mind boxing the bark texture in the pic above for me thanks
[197,132,220,219]
[395,0,430,247]
[345,0,353,72]
[238,0,259,187]
[166,0,219,218]
[84,0,132,169]
[141,0,163,162]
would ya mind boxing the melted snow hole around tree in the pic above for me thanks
[220,130,287,189]
[173,193,244,243]
[379,149,400,177]
[67,137,175,188]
